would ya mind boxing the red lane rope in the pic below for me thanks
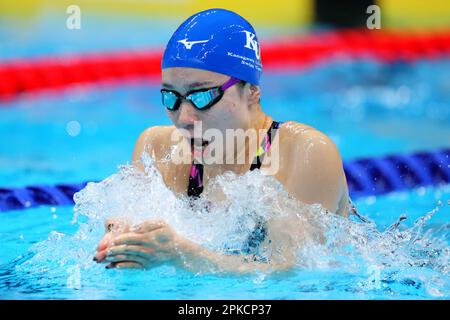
[262,29,450,69]
[1,29,450,101]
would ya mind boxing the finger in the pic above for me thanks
[98,219,131,252]
[105,254,147,266]
[104,218,130,233]
[96,234,151,262]
[106,261,143,269]
[107,245,154,257]
[130,219,166,233]
[110,233,147,247]
[115,262,144,269]
[97,233,114,251]
[94,248,108,263]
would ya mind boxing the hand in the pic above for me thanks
[94,218,143,269]
[94,219,187,269]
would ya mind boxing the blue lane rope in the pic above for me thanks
[343,148,449,198]
[0,182,88,212]
[0,149,448,212]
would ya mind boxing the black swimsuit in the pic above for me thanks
[187,121,283,256]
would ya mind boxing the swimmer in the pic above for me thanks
[94,8,349,273]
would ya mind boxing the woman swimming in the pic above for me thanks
[93,8,349,273]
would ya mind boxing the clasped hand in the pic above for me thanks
[94,219,188,269]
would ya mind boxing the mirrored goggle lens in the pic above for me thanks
[188,88,221,109]
[161,91,179,110]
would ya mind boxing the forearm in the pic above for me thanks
[175,237,293,274]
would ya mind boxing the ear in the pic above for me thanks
[247,84,261,106]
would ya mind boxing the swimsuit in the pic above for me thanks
[187,121,283,257]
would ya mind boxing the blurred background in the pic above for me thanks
[1,0,450,60]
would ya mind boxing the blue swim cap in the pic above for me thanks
[162,8,262,85]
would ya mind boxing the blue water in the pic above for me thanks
[0,13,449,299]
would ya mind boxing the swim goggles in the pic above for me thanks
[160,77,242,111]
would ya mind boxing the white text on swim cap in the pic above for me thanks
[242,31,260,60]
[177,39,209,50]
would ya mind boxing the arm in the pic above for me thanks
[131,126,162,171]
[281,128,349,216]
[95,219,296,274]
[174,235,294,274]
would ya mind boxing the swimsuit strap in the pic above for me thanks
[187,120,282,198]
[249,120,282,171]
[187,162,204,198]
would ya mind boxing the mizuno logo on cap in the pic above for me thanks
[177,39,209,49]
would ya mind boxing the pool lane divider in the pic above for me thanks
[1,29,450,101]
[0,149,448,212]
[344,149,449,199]
[0,182,88,212]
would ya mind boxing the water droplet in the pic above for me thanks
[365,196,376,205]
[66,120,81,137]
[416,187,426,196]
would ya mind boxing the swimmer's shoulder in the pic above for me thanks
[278,121,343,175]
[277,121,349,215]
[279,121,332,156]
[277,121,315,145]
[132,125,177,163]
[278,121,339,159]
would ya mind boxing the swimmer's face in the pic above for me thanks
[162,68,259,155]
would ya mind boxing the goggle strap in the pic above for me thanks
[220,77,242,91]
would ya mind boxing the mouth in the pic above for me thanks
[190,138,210,157]
[190,138,209,148]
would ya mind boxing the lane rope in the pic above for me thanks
[1,29,450,101]
[0,149,448,212]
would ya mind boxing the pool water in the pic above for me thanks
[0,178,448,299]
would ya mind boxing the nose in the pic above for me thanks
[176,100,199,128]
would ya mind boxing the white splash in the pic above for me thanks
[9,152,450,298]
